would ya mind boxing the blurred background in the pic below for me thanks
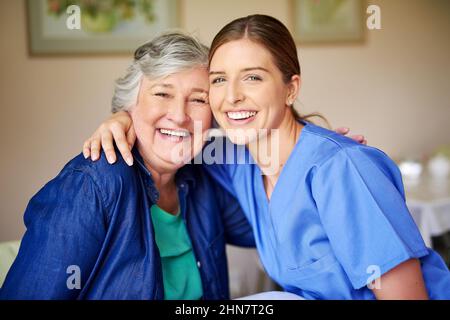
[0,0,449,297]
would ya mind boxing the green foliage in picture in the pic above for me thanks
[47,0,157,33]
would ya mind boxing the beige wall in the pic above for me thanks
[1,0,449,241]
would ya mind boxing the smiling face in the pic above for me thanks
[208,38,297,145]
[130,66,212,172]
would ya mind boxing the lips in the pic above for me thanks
[157,128,191,142]
[225,110,258,125]
[227,111,257,120]
[158,128,190,137]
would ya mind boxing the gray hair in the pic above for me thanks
[111,32,209,113]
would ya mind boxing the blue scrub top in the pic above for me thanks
[204,121,450,300]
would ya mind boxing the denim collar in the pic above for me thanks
[131,147,197,190]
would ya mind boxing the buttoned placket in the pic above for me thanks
[177,181,212,297]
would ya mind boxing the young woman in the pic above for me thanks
[83,15,450,300]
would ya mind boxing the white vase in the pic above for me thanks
[428,155,450,179]
[399,160,422,180]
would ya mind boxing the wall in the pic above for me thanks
[0,0,449,241]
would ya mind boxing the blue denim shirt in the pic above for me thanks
[0,148,255,300]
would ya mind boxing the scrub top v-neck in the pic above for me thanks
[205,121,450,300]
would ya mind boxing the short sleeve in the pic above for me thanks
[311,145,429,289]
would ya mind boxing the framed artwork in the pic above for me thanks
[26,0,180,55]
[291,0,365,44]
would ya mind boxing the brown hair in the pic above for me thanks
[209,14,328,127]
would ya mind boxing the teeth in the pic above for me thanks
[227,111,257,120]
[159,128,190,137]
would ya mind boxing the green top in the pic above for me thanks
[150,204,203,300]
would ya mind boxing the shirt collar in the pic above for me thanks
[131,147,197,189]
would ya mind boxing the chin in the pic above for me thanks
[225,131,258,146]
[162,150,192,167]
[154,156,185,171]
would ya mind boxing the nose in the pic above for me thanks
[167,98,189,125]
[225,81,245,105]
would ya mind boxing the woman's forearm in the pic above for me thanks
[371,258,429,300]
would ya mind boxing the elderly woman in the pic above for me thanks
[0,32,255,300]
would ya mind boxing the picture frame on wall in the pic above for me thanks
[26,0,180,55]
[291,0,365,44]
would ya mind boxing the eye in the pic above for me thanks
[154,92,170,98]
[211,77,226,84]
[246,75,262,81]
[191,98,208,105]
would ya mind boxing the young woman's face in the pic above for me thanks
[208,38,293,144]
[130,66,212,171]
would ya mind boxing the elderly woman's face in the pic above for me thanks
[130,66,212,171]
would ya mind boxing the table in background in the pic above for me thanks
[404,175,450,249]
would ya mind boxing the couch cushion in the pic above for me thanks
[0,241,20,288]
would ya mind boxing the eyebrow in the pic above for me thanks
[150,84,207,94]
[209,67,269,75]
[150,83,173,89]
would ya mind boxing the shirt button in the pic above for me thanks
[197,261,201,268]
